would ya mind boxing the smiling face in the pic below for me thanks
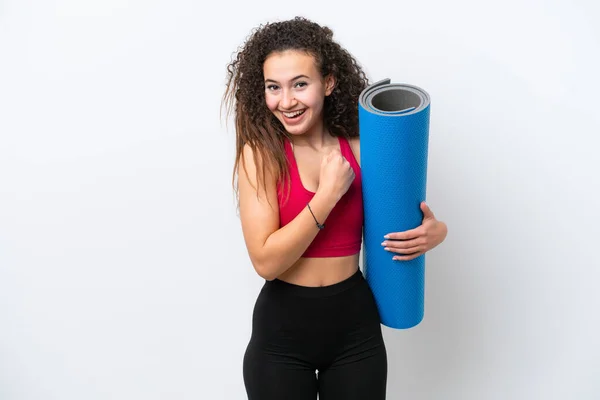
[263,50,335,137]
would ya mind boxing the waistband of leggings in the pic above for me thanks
[266,269,364,298]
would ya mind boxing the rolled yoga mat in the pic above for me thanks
[358,79,431,329]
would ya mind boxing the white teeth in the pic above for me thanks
[283,109,305,118]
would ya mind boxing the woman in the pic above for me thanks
[222,16,447,400]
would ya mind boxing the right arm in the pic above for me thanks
[237,144,352,280]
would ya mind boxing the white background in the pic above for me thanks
[1,0,599,399]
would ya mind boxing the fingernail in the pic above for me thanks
[384,235,389,239]
[381,241,386,246]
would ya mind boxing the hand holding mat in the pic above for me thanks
[358,79,431,329]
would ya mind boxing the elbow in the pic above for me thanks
[260,271,278,281]
[250,257,279,281]
[255,263,278,281]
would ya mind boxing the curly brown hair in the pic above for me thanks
[222,16,369,205]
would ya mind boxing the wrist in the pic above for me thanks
[313,188,338,209]
[307,203,325,230]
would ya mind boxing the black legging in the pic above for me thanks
[243,269,388,399]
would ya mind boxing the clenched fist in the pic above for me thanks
[317,148,355,204]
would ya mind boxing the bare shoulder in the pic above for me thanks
[238,143,278,199]
[347,136,361,167]
[239,143,260,186]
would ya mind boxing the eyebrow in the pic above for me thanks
[264,74,310,84]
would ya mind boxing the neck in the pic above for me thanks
[290,119,333,150]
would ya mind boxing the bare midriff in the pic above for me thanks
[276,253,360,287]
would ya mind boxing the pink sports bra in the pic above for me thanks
[277,136,363,257]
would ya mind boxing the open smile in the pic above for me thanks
[281,109,306,119]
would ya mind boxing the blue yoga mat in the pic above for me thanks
[358,79,431,329]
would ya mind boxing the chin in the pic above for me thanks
[281,120,314,136]
[285,127,308,136]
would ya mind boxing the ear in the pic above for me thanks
[324,74,336,96]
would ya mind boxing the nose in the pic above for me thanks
[280,88,297,110]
